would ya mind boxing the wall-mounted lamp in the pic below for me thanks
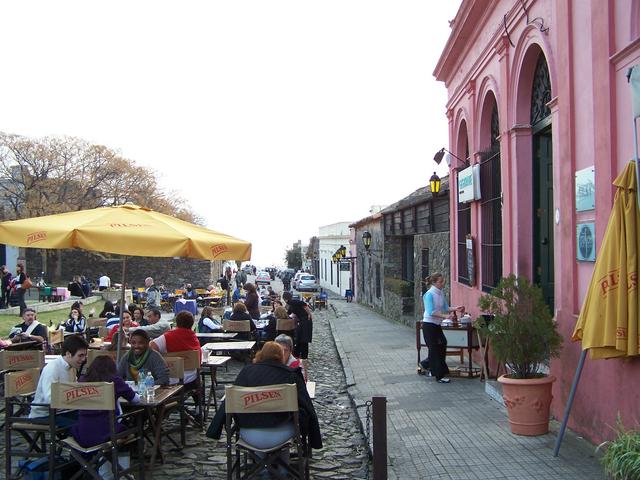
[433,147,468,170]
[339,245,347,258]
[362,231,372,251]
[429,172,441,195]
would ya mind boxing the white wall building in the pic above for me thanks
[318,222,353,296]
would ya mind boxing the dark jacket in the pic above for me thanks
[68,281,86,298]
[206,360,322,449]
[244,292,260,319]
[287,299,312,343]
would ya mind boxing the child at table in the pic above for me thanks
[71,356,140,448]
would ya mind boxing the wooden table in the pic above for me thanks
[196,332,237,340]
[1,341,40,351]
[202,341,255,353]
[416,321,480,377]
[200,355,231,421]
[134,385,184,469]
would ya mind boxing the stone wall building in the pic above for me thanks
[26,248,223,291]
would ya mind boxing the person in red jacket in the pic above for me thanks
[150,311,202,420]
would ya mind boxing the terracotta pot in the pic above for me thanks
[498,374,556,436]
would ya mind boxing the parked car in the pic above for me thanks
[297,274,318,292]
[242,265,254,275]
[292,272,304,290]
[255,271,271,285]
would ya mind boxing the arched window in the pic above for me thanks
[480,101,502,291]
[456,122,471,285]
[530,55,551,127]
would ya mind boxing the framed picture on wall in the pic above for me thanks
[576,223,596,262]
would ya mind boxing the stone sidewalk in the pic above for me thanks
[327,298,603,480]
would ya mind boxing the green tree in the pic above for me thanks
[285,247,302,270]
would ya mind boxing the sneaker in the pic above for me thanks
[437,378,451,384]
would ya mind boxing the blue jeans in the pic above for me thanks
[239,422,295,450]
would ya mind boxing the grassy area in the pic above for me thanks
[0,300,106,337]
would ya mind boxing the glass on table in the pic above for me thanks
[202,348,211,362]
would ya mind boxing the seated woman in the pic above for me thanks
[99,300,116,319]
[274,334,306,381]
[198,306,222,333]
[71,355,140,447]
[105,310,139,342]
[64,306,86,333]
[68,275,86,299]
[132,306,146,326]
[207,342,322,452]
[117,329,170,385]
[228,302,257,340]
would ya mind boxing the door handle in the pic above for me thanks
[541,238,548,245]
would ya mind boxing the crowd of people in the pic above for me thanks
[2,267,322,476]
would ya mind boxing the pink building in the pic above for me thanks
[434,0,640,444]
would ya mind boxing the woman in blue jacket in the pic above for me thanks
[421,273,464,383]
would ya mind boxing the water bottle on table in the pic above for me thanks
[144,371,155,403]
[137,369,147,400]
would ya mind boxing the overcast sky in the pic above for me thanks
[1,1,460,267]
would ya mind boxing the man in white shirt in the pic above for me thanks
[98,274,111,291]
[29,335,88,423]
[145,277,160,309]
[133,308,171,340]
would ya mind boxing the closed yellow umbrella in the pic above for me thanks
[572,161,639,359]
[0,204,251,260]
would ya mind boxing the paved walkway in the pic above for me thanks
[327,298,603,480]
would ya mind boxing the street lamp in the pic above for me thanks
[339,245,347,258]
[430,172,441,195]
[362,231,372,251]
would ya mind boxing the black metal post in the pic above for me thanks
[372,396,387,480]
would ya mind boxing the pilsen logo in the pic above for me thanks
[26,231,47,245]
[15,373,33,390]
[108,223,151,228]
[8,354,36,366]
[211,244,229,257]
[65,386,100,403]
[242,390,282,408]
[599,269,638,298]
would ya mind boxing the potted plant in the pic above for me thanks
[475,274,562,436]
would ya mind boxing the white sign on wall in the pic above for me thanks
[457,165,481,203]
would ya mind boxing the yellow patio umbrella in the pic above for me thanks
[0,204,252,261]
[0,204,251,361]
[572,161,639,359]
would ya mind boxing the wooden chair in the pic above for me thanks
[0,351,44,430]
[87,317,108,329]
[50,381,145,480]
[225,383,308,479]
[4,369,72,479]
[48,329,64,355]
[98,326,111,339]
[158,357,187,448]
[276,318,296,337]
[223,319,251,334]
[161,350,202,427]
[0,350,44,372]
[86,349,118,368]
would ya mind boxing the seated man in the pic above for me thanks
[29,335,88,425]
[151,311,202,416]
[117,329,170,385]
[133,308,171,340]
[9,308,49,344]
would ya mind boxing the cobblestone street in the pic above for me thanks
[146,306,370,479]
[1,305,371,479]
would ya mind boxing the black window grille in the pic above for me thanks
[531,55,551,127]
[457,141,471,285]
[479,145,502,292]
